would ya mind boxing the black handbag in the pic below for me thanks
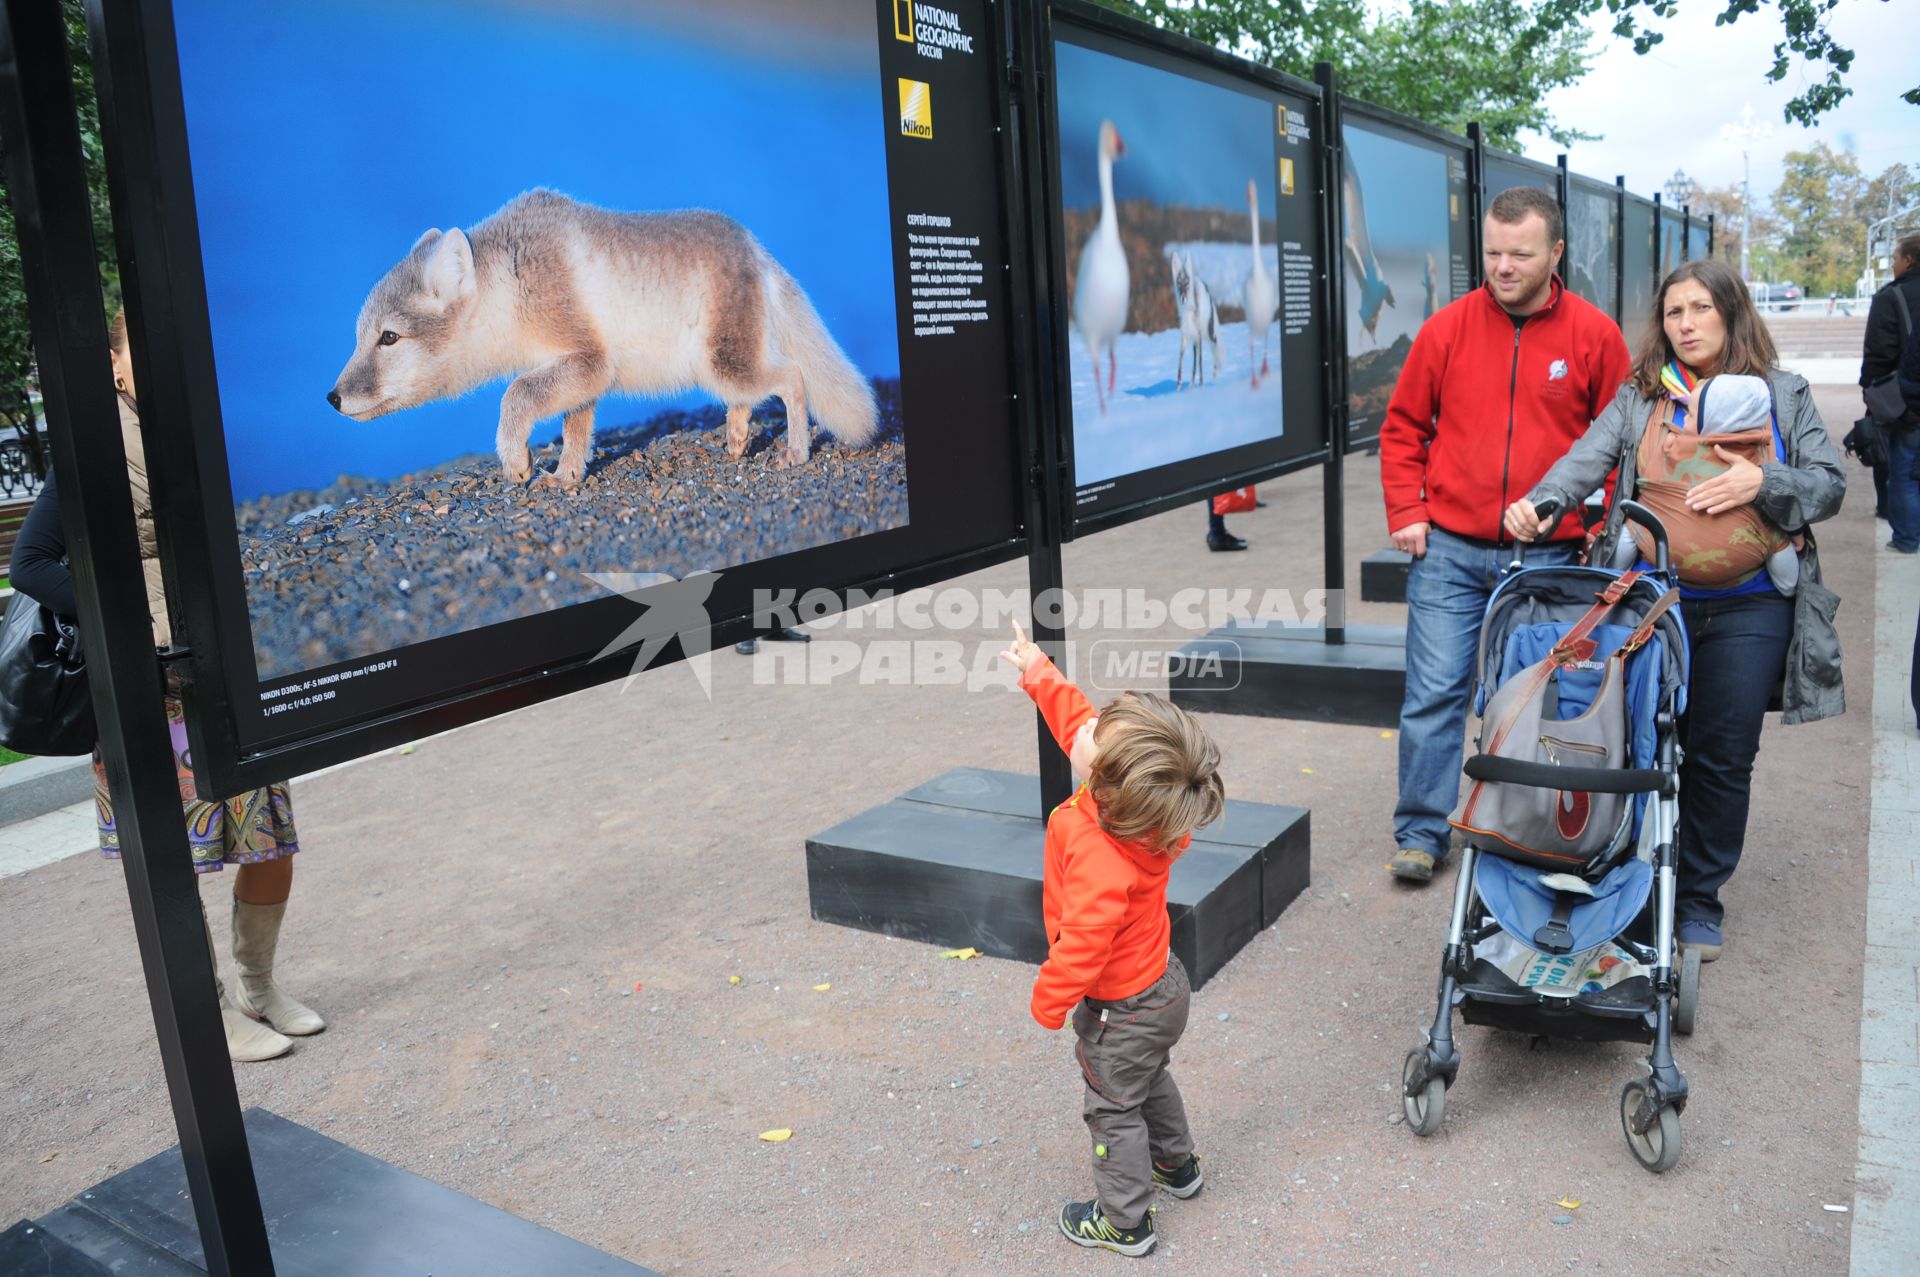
[1843,414,1890,470]
[0,589,95,756]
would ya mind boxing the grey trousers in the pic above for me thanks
[1070,954,1195,1229]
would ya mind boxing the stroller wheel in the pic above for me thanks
[1674,947,1701,1036]
[1401,1049,1447,1137]
[1620,1081,1682,1173]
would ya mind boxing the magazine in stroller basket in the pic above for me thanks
[1399,500,1700,1174]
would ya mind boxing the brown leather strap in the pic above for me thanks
[1549,570,1641,666]
[1621,585,1681,654]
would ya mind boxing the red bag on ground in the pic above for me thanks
[1212,486,1256,515]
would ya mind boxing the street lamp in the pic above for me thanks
[1718,104,1773,284]
[1663,168,1696,209]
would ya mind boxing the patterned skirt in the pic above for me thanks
[94,687,300,873]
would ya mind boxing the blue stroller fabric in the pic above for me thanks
[1476,854,1654,956]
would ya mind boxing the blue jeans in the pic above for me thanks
[1888,428,1920,552]
[1675,592,1793,925]
[1394,528,1579,859]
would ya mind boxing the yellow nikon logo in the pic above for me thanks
[894,0,914,42]
[899,78,932,140]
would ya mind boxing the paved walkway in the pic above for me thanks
[1854,537,1920,1275]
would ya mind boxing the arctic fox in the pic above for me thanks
[327,189,879,487]
[1170,251,1220,390]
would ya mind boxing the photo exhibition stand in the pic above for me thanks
[1165,64,1414,728]
[0,3,662,1274]
[805,3,1312,991]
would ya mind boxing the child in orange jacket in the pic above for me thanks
[1001,621,1225,1258]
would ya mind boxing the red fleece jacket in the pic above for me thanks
[1020,656,1187,1030]
[1380,278,1631,542]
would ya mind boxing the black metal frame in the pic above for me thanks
[0,1,272,1271]
[1026,0,1332,541]
[80,0,1036,799]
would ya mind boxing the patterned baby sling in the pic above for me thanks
[1626,388,1788,589]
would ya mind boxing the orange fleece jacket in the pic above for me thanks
[1020,656,1187,1029]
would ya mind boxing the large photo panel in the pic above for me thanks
[114,0,1024,772]
[1622,195,1657,356]
[1048,13,1327,524]
[1481,151,1557,204]
[1566,175,1619,320]
[1687,215,1711,266]
[1340,109,1472,448]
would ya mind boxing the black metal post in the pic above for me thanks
[1467,122,1487,289]
[1555,154,1569,228]
[1315,61,1347,645]
[1707,212,1715,260]
[1615,176,1627,327]
[0,3,273,1274]
[1003,0,1073,814]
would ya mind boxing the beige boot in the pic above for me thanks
[230,898,327,1036]
[204,909,293,1062]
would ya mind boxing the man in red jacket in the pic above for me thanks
[1381,187,1631,883]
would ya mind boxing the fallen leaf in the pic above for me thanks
[940,948,982,961]
[812,983,831,992]
[1379,731,1393,739]
[758,1128,793,1142]
[398,744,417,756]
[633,982,643,993]
[1300,767,1315,775]
[728,975,742,985]
[1557,1197,1581,1211]
[38,1153,56,1164]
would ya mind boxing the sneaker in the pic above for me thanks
[1152,1153,1203,1199]
[1388,847,1437,883]
[1059,1200,1156,1257]
[1676,919,1724,962]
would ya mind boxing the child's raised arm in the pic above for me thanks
[1002,620,1098,783]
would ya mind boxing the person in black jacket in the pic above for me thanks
[9,313,325,1064]
[1861,233,1920,546]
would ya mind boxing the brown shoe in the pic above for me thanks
[1388,848,1437,883]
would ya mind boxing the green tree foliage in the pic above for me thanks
[1762,146,1919,294]
[0,0,116,470]
[1538,0,1919,127]
[1091,0,1597,147]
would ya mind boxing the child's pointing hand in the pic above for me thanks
[1000,619,1042,673]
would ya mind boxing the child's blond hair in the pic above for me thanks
[1087,692,1224,854]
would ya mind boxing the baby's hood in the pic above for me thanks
[1697,374,1773,434]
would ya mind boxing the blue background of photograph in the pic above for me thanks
[174,0,898,500]
[1053,41,1274,217]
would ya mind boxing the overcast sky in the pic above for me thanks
[1513,0,1915,214]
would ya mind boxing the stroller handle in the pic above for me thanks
[1615,499,1670,575]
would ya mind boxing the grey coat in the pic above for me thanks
[1527,369,1846,725]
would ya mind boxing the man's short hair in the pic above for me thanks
[1486,186,1564,248]
[1896,232,1920,269]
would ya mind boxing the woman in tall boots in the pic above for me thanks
[9,311,324,1061]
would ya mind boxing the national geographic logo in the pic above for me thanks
[898,3,976,60]
[899,79,933,140]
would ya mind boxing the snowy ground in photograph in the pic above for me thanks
[1068,313,1283,485]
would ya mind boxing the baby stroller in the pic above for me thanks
[1398,500,1698,1173]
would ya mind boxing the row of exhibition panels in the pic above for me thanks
[8,0,1710,799]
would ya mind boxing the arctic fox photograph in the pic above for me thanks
[1051,39,1287,489]
[169,0,906,678]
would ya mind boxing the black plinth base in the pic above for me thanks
[1167,621,1408,728]
[1360,549,1411,603]
[805,767,1310,991]
[14,1108,659,1276]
